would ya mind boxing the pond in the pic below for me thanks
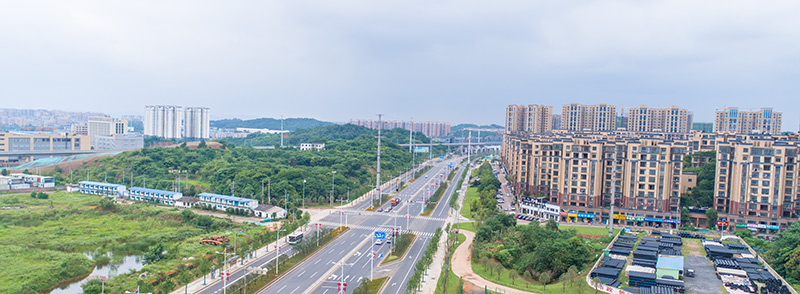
[50,253,145,294]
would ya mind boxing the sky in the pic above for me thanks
[1,1,799,128]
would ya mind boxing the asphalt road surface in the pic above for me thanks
[258,158,464,294]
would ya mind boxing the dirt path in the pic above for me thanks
[451,229,536,294]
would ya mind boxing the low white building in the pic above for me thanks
[128,187,183,206]
[299,143,325,151]
[11,173,55,188]
[0,176,30,190]
[197,192,258,211]
[519,197,561,221]
[175,196,199,208]
[78,181,127,197]
[254,204,287,219]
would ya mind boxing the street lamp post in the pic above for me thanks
[275,228,286,274]
[331,171,336,207]
[215,247,233,294]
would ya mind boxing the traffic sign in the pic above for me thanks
[374,231,386,239]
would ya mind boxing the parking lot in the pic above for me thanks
[684,255,722,294]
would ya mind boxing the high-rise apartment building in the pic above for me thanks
[348,119,450,137]
[714,107,782,135]
[505,105,526,134]
[504,104,553,134]
[551,114,562,131]
[184,107,210,139]
[627,105,692,133]
[560,103,617,131]
[144,105,210,139]
[502,130,800,232]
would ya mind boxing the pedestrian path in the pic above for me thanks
[317,221,437,238]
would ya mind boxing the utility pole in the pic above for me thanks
[275,229,286,273]
[268,179,271,205]
[376,114,382,208]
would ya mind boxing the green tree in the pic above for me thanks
[592,277,602,294]
[539,272,551,290]
[546,219,559,231]
[81,279,103,294]
[567,265,579,286]
[523,270,533,288]
[0,168,8,176]
[706,208,718,229]
[158,278,175,294]
[178,270,193,294]
[198,140,207,148]
[680,207,691,225]
[144,242,165,264]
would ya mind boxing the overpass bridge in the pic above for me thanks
[398,141,501,154]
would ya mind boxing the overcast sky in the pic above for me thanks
[1,1,799,128]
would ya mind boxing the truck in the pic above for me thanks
[390,198,400,206]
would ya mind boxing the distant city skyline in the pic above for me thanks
[2,2,800,127]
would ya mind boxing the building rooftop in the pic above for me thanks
[178,196,198,203]
[129,187,182,196]
[656,255,684,270]
[197,192,257,203]
[78,180,126,187]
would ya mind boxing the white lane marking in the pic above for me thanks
[298,270,306,277]
[278,285,286,292]
[395,238,427,294]
[291,285,300,293]
[310,271,318,279]
[322,289,329,294]
[314,259,321,264]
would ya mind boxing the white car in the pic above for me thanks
[375,239,384,245]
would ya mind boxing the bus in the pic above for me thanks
[288,233,303,245]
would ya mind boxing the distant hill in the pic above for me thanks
[221,124,432,147]
[211,117,335,131]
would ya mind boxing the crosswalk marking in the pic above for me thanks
[317,221,436,237]
[336,210,447,222]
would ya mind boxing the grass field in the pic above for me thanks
[455,221,477,233]
[0,191,298,294]
[435,233,466,294]
[460,187,479,220]
[472,259,594,294]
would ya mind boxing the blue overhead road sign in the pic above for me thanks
[374,232,386,240]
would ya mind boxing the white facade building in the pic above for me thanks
[184,107,210,139]
[144,105,184,139]
[11,173,55,188]
[144,105,210,139]
[519,197,561,221]
[300,143,325,151]
[78,181,127,197]
[128,187,183,206]
[197,192,259,211]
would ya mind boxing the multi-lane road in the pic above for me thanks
[188,158,464,294]
[258,158,464,294]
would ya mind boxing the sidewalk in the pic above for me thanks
[418,161,471,293]
[451,231,533,294]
